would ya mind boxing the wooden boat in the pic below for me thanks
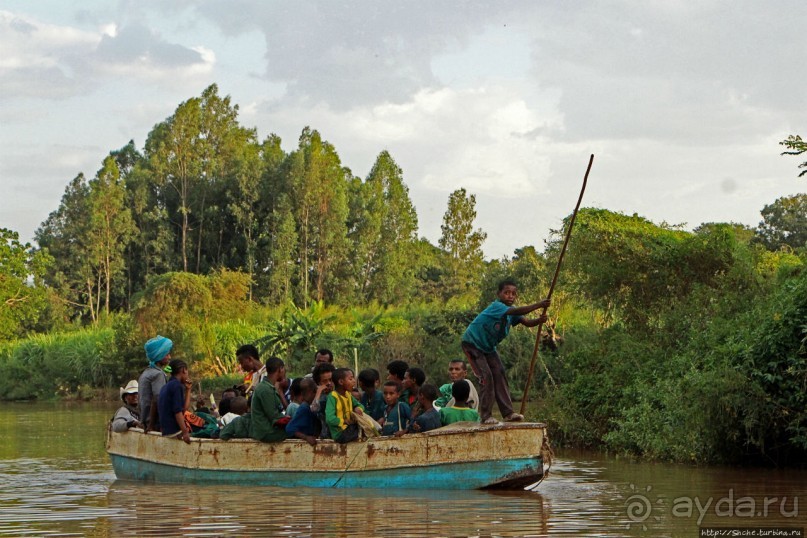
[106,422,551,490]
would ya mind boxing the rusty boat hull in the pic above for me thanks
[106,422,548,490]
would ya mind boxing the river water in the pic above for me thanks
[0,402,804,537]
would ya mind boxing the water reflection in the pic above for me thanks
[105,483,549,537]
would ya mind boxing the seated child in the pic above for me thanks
[249,357,288,443]
[217,387,238,418]
[435,359,479,410]
[358,368,386,421]
[326,368,365,444]
[285,377,303,419]
[439,380,480,426]
[407,383,441,434]
[158,359,193,443]
[219,396,248,426]
[386,360,409,384]
[219,397,252,440]
[310,362,336,439]
[379,380,411,436]
[285,378,319,446]
[194,393,214,416]
[403,367,426,418]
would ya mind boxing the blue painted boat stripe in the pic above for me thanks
[110,454,543,490]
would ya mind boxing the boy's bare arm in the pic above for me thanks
[519,313,549,327]
[183,380,192,411]
[506,298,550,317]
[174,411,191,444]
[275,381,289,408]
[310,385,326,412]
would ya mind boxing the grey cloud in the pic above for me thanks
[95,23,205,68]
[190,0,805,146]
[521,2,806,143]
[9,16,36,34]
[192,0,495,108]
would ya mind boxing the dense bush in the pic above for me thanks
[0,328,114,399]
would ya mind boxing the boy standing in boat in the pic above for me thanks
[462,279,550,424]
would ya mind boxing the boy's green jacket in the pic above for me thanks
[220,413,252,440]
[325,391,364,439]
[249,380,287,442]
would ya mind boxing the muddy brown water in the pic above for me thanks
[0,402,804,536]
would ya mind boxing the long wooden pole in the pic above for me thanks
[519,154,594,415]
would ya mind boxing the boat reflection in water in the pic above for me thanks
[103,481,550,537]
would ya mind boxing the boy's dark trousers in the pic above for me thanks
[461,342,514,421]
[334,423,359,444]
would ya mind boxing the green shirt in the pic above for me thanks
[220,413,251,440]
[325,391,364,439]
[249,380,287,442]
[435,383,453,408]
[440,406,480,426]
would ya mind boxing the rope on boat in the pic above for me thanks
[330,437,367,488]
[527,432,555,491]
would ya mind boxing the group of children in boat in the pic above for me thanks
[114,345,483,444]
[111,279,550,444]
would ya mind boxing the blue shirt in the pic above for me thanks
[462,300,523,353]
[410,408,441,433]
[285,402,317,438]
[158,377,185,436]
[381,402,411,436]
[360,389,386,421]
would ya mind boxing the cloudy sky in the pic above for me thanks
[2,1,805,259]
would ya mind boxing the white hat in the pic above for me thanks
[120,380,139,398]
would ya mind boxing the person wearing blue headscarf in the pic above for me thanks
[138,335,173,431]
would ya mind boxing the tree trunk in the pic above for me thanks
[301,206,309,308]
[195,190,206,273]
[86,278,96,323]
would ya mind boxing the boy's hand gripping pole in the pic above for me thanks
[519,154,594,416]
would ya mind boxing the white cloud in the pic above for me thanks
[0,10,99,71]
[253,84,563,196]
[0,10,215,100]
[0,10,99,98]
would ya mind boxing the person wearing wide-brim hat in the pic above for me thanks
[112,380,143,432]
[138,335,173,432]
